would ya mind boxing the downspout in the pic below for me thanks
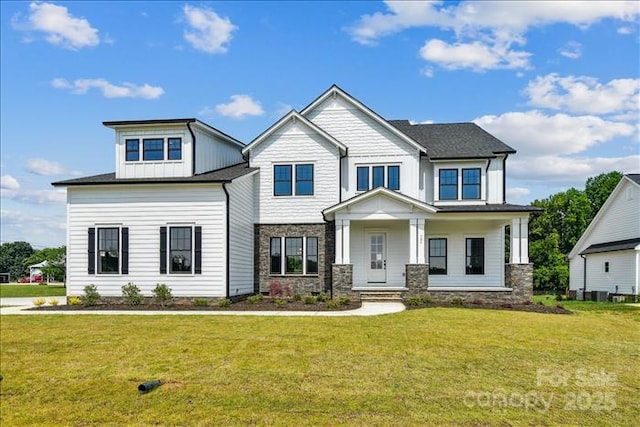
[186,120,197,176]
[485,158,491,202]
[503,154,508,204]
[339,148,348,203]
[580,254,587,299]
[223,182,231,298]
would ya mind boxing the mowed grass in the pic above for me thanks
[534,294,640,314]
[0,284,66,298]
[1,308,638,425]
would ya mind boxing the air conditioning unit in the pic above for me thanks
[612,295,626,303]
[591,291,608,302]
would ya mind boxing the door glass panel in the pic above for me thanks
[370,235,383,269]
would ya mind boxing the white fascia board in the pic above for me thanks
[192,120,245,149]
[323,187,437,216]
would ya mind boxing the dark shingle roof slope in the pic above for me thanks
[436,204,542,213]
[52,163,257,187]
[580,238,640,255]
[388,120,516,159]
[627,174,640,185]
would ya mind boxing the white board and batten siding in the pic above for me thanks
[115,126,192,179]
[226,172,256,296]
[432,160,494,205]
[569,178,640,293]
[193,125,244,175]
[305,95,422,201]
[66,184,227,297]
[426,220,505,288]
[250,120,340,224]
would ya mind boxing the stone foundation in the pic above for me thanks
[331,264,355,298]
[254,223,333,295]
[405,264,429,297]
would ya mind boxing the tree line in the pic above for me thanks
[0,242,66,282]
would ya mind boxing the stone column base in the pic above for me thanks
[332,264,354,298]
[405,264,429,297]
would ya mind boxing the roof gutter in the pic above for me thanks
[186,120,197,176]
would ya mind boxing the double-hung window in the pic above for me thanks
[273,164,314,196]
[428,238,447,275]
[462,168,481,199]
[88,227,129,275]
[465,238,484,275]
[356,165,400,191]
[269,236,319,275]
[439,169,458,200]
[143,138,164,161]
[159,226,202,275]
[125,139,140,161]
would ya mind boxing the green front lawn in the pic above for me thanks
[534,294,639,314]
[0,284,66,298]
[1,306,637,425]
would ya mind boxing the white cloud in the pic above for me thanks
[419,38,531,71]
[558,41,582,59]
[52,78,164,99]
[475,110,635,157]
[1,209,67,247]
[617,26,635,35]
[13,2,100,50]
[183,5,237,54]
[213,95,264,119]
[509,155,640,184]
[2,188,67,205]
[1,175,20,190]
[524,74,640,116]
[24,158,71,176]
[506,187,531,199]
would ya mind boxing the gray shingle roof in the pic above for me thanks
[436,204,542,213]
[52,163,257,187]
[580,238,640,255]
[627,174,640,185]
[388,120,516,159]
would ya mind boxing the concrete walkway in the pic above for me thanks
[0,298,405,317]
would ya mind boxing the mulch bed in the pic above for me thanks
[406,302,574,314]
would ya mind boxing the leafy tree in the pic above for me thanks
[23,246,66,282]
[0,241,34,281]
[585,171,623,217]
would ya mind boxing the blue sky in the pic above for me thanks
[1,1,639,248]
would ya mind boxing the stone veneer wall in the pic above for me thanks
[405,264,429,297]
[425,263,534,304]
[331,264,355,298]
[254,223,333,295]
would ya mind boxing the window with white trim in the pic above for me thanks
[428,238,447,275]
[273,164,314,196]
[356,164,400,191]
[269,236,319,275]
[159,226,202,275]
[87,226,128,275]
[466,238,484,275]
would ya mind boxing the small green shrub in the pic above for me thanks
[152,283,172,307]
[293,293,302,301]
[121,282,142,306]
[247,294,264,304]
[218,298,232,308]
[451,297,464,306]
[405,296,432,306]
[339,296,351,306]
[82,284,100,307]
[274,298,287,307]
[193,298,210,306]
[48,298,59,306]
[32,297,46,307]
[304,296,317,305]
[316,293,329,302]
[326,300,340,309]
[421,295,433,304]
[68,296,82,306]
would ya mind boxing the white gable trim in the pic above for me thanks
[323,186,437,218]
[568,175,639,259]
[242,110,347,156]
[300,85,427,154]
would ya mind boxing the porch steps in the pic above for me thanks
[359,291,404,302]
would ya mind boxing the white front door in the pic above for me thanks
[367,232,387,283]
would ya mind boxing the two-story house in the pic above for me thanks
[54,85,538,303]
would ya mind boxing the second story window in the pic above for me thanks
[125,139,139,161]
[143,138,164,161]
[439,169,458,200]
[357,165,401,192]
[462,168,481,199]
[168,138,182,160]
[274,164,314,197]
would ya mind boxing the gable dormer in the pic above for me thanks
[104,119,244,179]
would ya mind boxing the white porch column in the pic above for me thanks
[335,219,351,264]
[510,217,529,264]
[409,219,425,264]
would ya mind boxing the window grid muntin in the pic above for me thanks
[125,139,140,161]
[462,168,481,200]
[97,227,119,274]
[143,138,164,161]
[170,226,192,274]
[439,169,458,200]
[428,238,447,275]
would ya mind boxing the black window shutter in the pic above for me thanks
[160,227,167,274]
[88,228,96,274]
[194,226,202,274]
[121,227,129,274]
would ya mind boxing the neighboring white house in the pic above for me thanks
[54,85,539,303]
[568,174,640,300]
